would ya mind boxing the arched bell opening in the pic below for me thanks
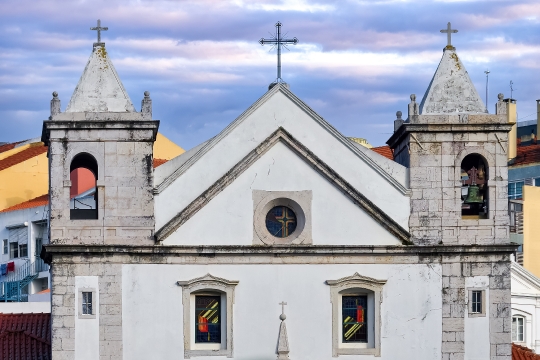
[70,153,98,220]
[461,153,488,219]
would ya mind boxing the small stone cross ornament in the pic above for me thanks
[440,22,458,47]
[277,301,290,360]
[91,19,108,44]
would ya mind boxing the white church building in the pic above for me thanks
[42,23,515,359]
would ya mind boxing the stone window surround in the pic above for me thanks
[78,288,97,319]
[511,314,526,343]
[253,190,312,245]
[177,274,239,358]
[326,273,386,357]
[467,288,486,318]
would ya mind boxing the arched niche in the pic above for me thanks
[70,152,98,220]
[460,153,488,219]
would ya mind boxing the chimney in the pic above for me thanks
[504,98,517,160]
[536,99,540,141]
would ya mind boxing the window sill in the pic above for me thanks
[337,347,379,356]
[78,314,96,319]
[185,349,231,358]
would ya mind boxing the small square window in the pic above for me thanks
[512,316,525,342]
[19,244,28,258]
[10,242,18,259]
[342,295,367,343]
[468,289,486,317]
[195,295,221,343]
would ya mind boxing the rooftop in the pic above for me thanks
[511,144,540,167]
[0,313,51,360]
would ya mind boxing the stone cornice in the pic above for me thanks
[387,122,514,148]
[42,243,519,263]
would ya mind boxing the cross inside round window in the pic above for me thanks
[265,206,297,238]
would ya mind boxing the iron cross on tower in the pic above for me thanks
[259,22,299,83]
[440,22,458,47]
[91,19,108,44]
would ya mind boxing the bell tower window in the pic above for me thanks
[70,153,98,220]
[461,154,488,219]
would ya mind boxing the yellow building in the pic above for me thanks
[0,134,184,211]
[523,185,540,278]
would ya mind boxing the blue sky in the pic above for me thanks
[1,0,540,149]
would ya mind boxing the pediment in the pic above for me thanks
[511,262,540,294]
[155,127,410,245]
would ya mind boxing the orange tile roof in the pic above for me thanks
[513,144,540,167]
[513,343,540,359]
[0,144,47,171]
[153,158,168,168]
[0,194,49,213]
[0,313,51,360]
[0,142,19,154]
[371,145,394,160]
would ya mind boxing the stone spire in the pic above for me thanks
[65,23,135,113]
[419,39,487,115]
[277,301,290,360]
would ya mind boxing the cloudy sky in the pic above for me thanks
[1,0,539,149]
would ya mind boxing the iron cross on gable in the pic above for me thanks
[440,22,458,47]
[91,19,108,44]
[259,22,299,82]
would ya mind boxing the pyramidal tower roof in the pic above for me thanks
[420,24,487,115]
[66,42,136,113]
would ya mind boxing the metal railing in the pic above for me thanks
[0,258,48,302]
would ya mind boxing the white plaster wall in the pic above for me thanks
[123,263,442,360]
[0,301,50,313]
[164,142,401,246]
[511,267,540,352]
[156,90,410,231]
[464,276,490,360]
[75,276,99,360]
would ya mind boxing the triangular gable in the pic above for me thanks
[155,127,411,244]
[511,262,540,295]
[155,83,408,195]
[66,44,136,112]
[420,47,487,114]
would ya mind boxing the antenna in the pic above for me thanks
[510,80,515,100]
[484,70,490,110]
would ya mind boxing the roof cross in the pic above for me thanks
[440,22,458,47]
[259,22,298,83]
[90,19,108,44]
[279,301,287,321]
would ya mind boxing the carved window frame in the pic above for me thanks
[326,273,386,357]
[467,288,487,318]
[177,274,239,358]
[252,190,312,245]
[77,288,97,319]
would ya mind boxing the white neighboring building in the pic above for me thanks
[511,261,540,352]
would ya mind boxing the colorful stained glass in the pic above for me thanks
[195,296,221,343]
[342,295,367,343]
[265,206,297,238]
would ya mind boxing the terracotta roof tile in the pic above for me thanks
[0,313,51,360]
[0,142,18,154]
[513,343,540,359]
[371,145,394,161]
[513,144,540,167]
[153,158,168,168]
[0,194,49,213]
[0,144,47,171]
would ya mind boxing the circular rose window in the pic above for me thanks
[265,206,297,238]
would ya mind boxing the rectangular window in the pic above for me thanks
[2,239,7,255]
[536,178,540,187]
[512,317,524,342]
[19,244,28,258]
[10,242,18,259]
[342,295,368,343]
[471,291,482,313]
[82,292,93,315]
[509,181,524,199]
[195,295,221,343]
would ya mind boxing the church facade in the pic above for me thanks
[42,26,514,360]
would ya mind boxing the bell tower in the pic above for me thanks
[387,25,512,246]
[42,32,159,246]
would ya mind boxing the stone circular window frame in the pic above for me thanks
[253,190,312,245]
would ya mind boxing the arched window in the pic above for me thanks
[461,154,488,219]
[70,153,98,220]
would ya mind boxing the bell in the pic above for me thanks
[464,185,483,204]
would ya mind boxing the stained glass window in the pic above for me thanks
[265,206,297,238]
[342,295,367,343]
[195,295,221,343]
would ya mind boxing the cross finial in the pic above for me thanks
[259,22,299,84]
[440,22,458,47]
[279,301,287,321]
[90,19,108,44]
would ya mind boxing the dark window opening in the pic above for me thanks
[19,244,28,258]
[70,153,98,220]
[10,242,18,259]
[461,154,488,219]
[82,292,93,315]
[195,295,221,343]
[342,295,367,343]
[471,291,482,313]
